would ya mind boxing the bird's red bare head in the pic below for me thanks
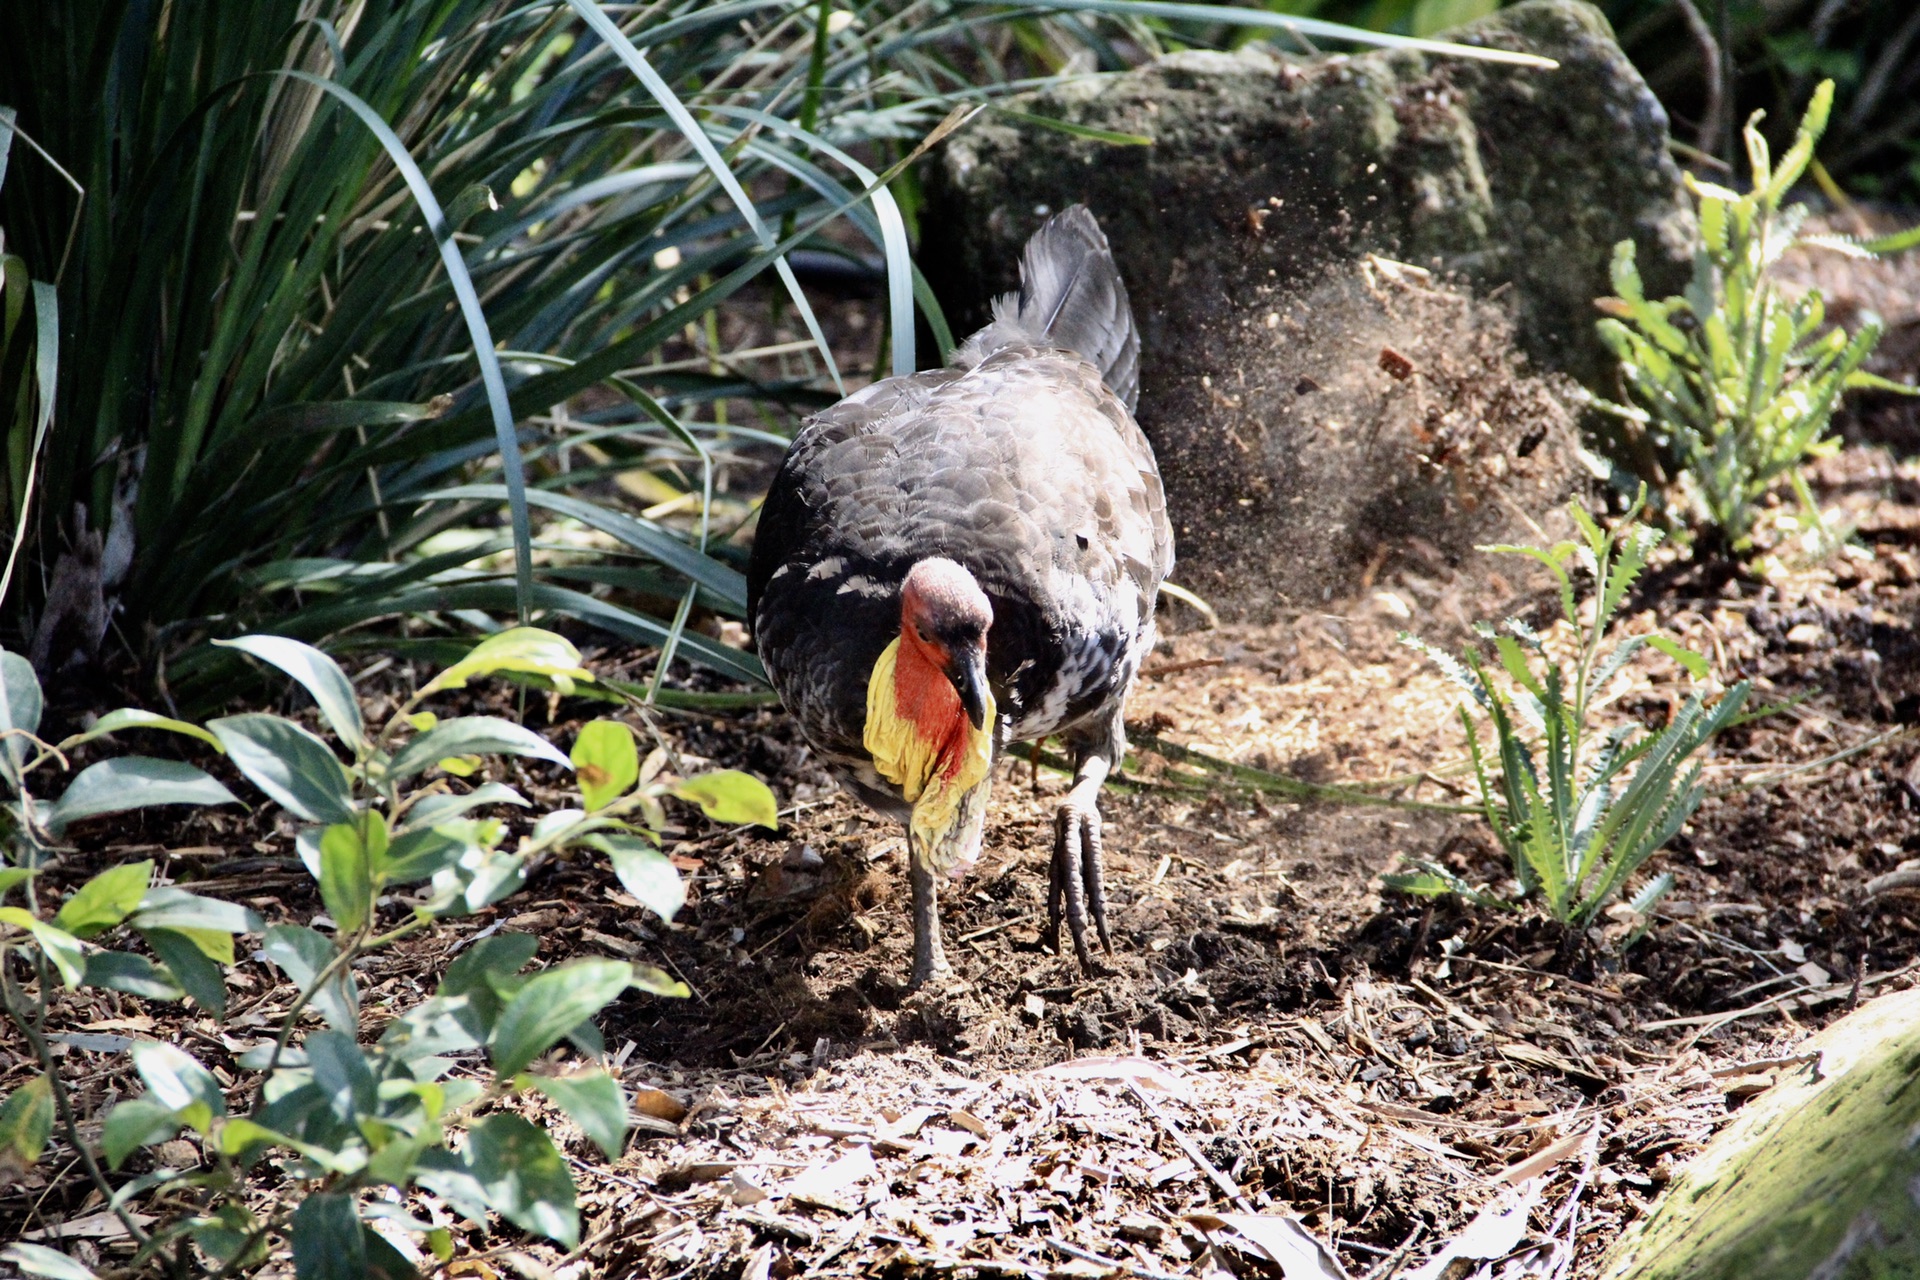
[898,559,993,731]
[900,559,992,650]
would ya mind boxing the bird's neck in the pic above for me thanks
[865,630,997,875]
[891,628,970,776]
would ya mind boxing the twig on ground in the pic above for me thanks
[1045,1236,1186,1280]
[1707,1050,1823,1079]
[1127,1081,1252,1211]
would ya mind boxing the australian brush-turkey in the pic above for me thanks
[748,206,1173,987]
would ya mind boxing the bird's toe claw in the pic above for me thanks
[1048,800,1110,973]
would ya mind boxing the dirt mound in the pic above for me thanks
[1150,259,1584,617]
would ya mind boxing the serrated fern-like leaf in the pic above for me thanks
[1589,636,1648,702]
[1400,634,1491,710]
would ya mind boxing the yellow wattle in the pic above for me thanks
[864,637,995,867]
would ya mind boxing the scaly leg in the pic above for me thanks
[1047,751,1112,972]
[908,834,952,989]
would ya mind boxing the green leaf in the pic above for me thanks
[129,887,260,949]
[1843,370,1920,395]
[307,1030,377,1122]
[422,628,594,697]
[0,1243,102,1280]
[0,1074,54,1165]
[401,783,529,828]
[101,1098,181,1169]
[603,835,685,922]
[669,770,777,829]
[318,816,381,934]
[132,1041,225,1118]
[530,1069,627,1160]
[572,720,638,812]
[208,714,354,824]
[364,1231,422,1280]
[533,808,590,846]
[1379,870,1465,898]
[142,928,228,1018]
[59,708,222,753]
[0,649,43,783]
[488,959,633,1078]
[45,760,239,836]
[431,932,540,1045]
[379,826,465,885]
[215,1117,293,1159]
[466,1112,579,1247]
[1492,635,1544,700]
[217,636,367,751]
[630,964,692,998]
[443,932,541,993]
[263,924,358,1033]
[188,1202,268,1270]
[988,106,1153,146]
[292,1193,367,1280]
[82,950,183,1001]
[0,909,86,987]
[0,866,35,901]
[1645,634,1711,680]
[388,716,571,780]
[53,861,153,938]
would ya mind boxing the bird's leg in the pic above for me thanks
[907,834,952,989]
[1047,750,1112,973]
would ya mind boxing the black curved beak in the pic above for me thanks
[950,646,990,731]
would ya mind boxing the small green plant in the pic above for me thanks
[0,629,775,1277]
[1388,497,1749,933]
[1594,79,1918,552]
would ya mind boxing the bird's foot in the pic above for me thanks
[908,939,954,992]
[908,846,955,991]
[1046,791,1111,974]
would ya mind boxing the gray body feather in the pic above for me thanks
[749,206,1169,818]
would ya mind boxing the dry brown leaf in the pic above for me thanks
[1404,1183,1544,1280]
[632,1085,689,1123]
[1189,1212,1350,1280]
[1495,1124,1594,1186]
[1033,1055,1191,1099]
[946,1109,991,1138]
[21,1210,155,1241]
[785,1144,878,1212]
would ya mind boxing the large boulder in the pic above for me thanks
[920,0,1692,611]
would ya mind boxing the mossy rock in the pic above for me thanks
[919,0,1690,610]
[1599,987,1920,1280]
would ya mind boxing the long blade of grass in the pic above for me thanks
[430,102,981,447]
[1001,0,1560,67]
[0,280,56,611]
[424,483,747,610]
[1133,732,1474,813]
[274,69,535,623]
[565,0,847,392]
[706,106,916,377]
[224,577,767,685]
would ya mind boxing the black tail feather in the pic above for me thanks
[952,205,1140,412]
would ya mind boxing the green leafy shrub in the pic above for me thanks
[0,629,775,1276]
[1593,80,1918,553]
[1388,497,1747,932]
